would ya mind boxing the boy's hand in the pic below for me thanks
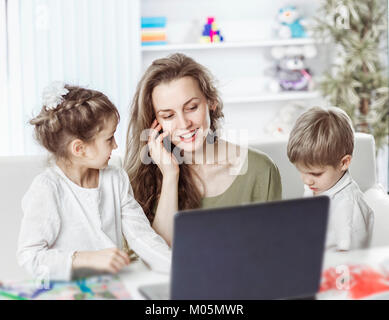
[72,248,131,274]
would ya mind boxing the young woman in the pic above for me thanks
[124,53,282,246]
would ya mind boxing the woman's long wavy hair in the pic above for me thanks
[124,53,224,222]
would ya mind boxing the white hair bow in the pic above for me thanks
[42,81,69,111]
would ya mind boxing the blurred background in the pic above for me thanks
[0,0,388,190]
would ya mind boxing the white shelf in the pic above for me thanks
[141,38,320,52]
[223,91,321,104]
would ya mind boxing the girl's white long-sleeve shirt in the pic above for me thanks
[17,165,172,281]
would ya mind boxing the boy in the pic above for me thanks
[287,106,374,251]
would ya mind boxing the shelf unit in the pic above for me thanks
[222,91,321,104]
[141,37,327,104]
[139,0,330,140]
[141,38,319,52]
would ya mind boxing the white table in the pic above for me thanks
[119,246,389,300]
[119,260,170,300]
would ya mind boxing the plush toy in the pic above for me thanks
[276,6,307,39]
[273,56,312,91]
[269,45,316,92]
[265,104,306,137]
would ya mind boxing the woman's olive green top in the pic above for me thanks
[201,148,282,209]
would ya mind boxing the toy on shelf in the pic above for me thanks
[268,45,317,93]
[141,17,167,46]
[275,6,308,39]
[265,104,306,137]
[200,17,224,44]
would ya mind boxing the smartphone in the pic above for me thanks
[156,126,173,153]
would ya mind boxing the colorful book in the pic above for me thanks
[141,27,166,35]
[141,41,168,46]
[141,17,166,29]
[142,34,167,42]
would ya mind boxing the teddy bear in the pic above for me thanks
[275,6,308,39]
[268,45,317,93]
[265,104,306,137]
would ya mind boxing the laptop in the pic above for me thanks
[139,196,329,300]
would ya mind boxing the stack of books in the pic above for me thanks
[141,17,167,46]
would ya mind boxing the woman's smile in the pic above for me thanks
[178,129,198,143]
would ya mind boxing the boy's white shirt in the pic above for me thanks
[17,165,172,281]
[303,170,374,251]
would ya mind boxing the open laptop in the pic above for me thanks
[139,196,329,300]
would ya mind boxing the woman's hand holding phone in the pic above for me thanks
[148,120,179,178]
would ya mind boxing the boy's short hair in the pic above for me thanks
[287,106,354,168]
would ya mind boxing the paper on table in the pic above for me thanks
[318,261,389,300]
[0,275,132,300]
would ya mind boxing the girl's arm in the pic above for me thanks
[71,248,130,274]
[119,169,172,273]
